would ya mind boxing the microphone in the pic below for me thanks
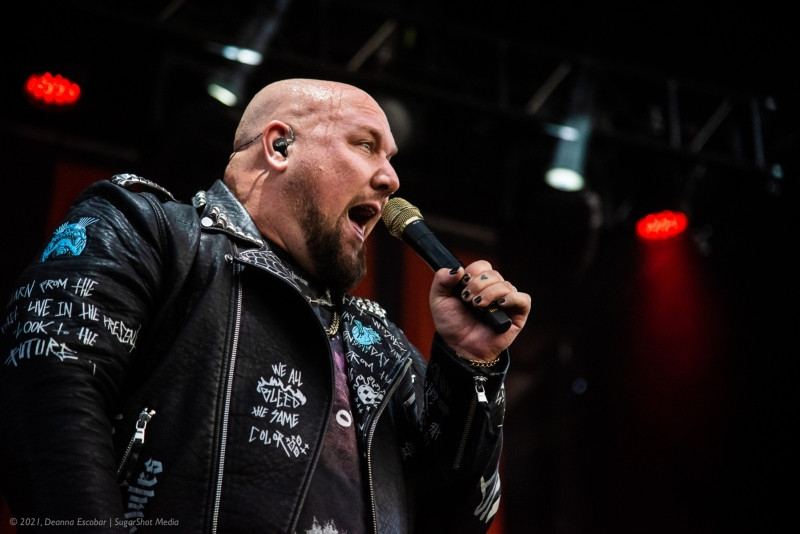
[381,197,512,334]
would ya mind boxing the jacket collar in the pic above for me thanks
[192,179,265,248]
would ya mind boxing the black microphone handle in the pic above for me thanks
[402,220,512,334]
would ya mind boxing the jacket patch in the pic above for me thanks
[349,319,380,348]
[41,217,99,262]
[305,518,345,533]
[248,363,310,458]
[353,375,385,410]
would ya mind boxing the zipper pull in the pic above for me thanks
[474,376,488,404]
[134,408,156,445]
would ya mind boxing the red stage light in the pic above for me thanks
[24,72,81,107]
[636,210,688,240]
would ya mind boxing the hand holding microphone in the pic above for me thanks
[381,197,514,334]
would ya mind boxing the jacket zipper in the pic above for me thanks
[211,261,244,533]
[365,358,412,534]
[452,375,489,470]
[115,407,156,479]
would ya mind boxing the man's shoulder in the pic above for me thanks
[109,173,180,203]
[87,174,203,247]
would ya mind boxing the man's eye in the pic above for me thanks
[359,141,373,151]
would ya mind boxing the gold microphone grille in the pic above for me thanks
[381,197,423,239]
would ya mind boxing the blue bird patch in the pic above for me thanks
[351,319,381,347]
[41,217,99,262]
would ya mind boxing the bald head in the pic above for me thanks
[232,78,381,150]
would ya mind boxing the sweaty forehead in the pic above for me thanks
[293,82,344,103]
[301,85,394,137]
[304,84,384,120]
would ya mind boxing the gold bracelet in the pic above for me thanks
[456,353,501,368]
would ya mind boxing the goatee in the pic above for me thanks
[305,208,367,292]
[297,190,366,293]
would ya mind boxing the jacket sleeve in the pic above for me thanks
[412,333,509,534]
[0,180,171,528]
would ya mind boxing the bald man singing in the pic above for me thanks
[0,79,530,534]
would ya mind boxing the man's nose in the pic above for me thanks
[373,161,400,194]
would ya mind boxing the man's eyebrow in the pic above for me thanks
[362,126,397,156]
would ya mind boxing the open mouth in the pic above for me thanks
[348,204,379,232]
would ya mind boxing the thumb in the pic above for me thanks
[433,266,464,293]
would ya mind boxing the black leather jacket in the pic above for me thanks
[0,176,508,533]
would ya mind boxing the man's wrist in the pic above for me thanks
[454,352,502,368]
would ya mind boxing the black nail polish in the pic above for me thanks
[461,273,471,283]
[473,295,482,304]
[449,267,460,275]
[462,290,470,300]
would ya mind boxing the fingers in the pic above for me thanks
[435,260,529,322]
[432,261,531,349]
[457,261,521,311]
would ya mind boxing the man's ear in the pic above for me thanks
[264,121,294,169]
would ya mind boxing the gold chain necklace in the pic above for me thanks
[326,311,340,337]
[309,289,339,337]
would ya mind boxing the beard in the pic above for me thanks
[290,179,367,293]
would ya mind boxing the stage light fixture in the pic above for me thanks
[545,115,591,192]
[543,68,594,192]
[24,72,81,107]
[206,2,292,107]
[207,67,249,107]
[635,210,688,240]
[207,80,241,107]
[220,45,263,66]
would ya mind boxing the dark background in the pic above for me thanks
[1,1,796,532]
